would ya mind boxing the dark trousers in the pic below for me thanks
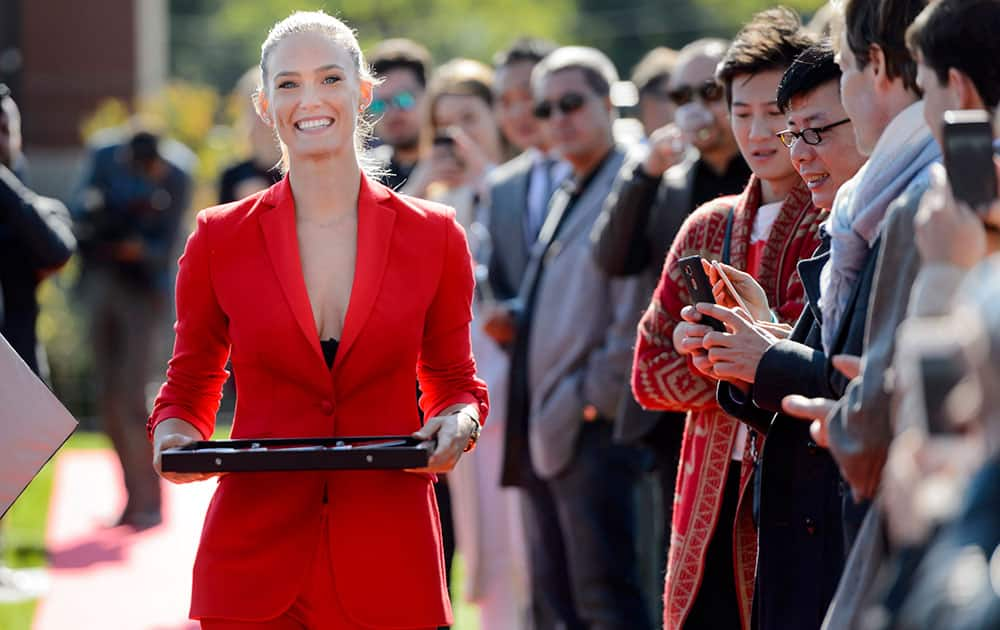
[643,418,684,583]
[525,421,652,630]
[684,462,742,629]
[89,273,163,516]
[521,466,584,630]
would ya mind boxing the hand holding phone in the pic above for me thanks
[677,255,725,332]
[942,109,997,213]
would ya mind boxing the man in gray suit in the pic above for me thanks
[489,46,651,630]
[485,38,562,305]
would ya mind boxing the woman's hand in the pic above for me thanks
[702,260,771,322]
[449,126,494,187]
[409,405,480,474]
[152,418,220,484]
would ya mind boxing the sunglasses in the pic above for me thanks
[533,92,588,119]
[667,81,724,107]
[776,118,851,148]
[368,90,417,115]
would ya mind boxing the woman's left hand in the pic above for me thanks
[408,406,479,473]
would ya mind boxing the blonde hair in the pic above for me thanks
[257,11,383,175]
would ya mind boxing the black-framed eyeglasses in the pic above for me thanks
[667,81,724,107]
[776,118,852,148]
[533,92,588,119]
[368,90,417,115]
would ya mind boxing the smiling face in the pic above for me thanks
[729,70,799,192]
[260,30,370,167]
[785,81,867,209]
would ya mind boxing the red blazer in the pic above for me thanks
[148,174,489,626]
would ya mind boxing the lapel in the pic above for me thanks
[335,176,396,370]
[258,174,396,372]
[259,176,324,366]
[797,248,829,325]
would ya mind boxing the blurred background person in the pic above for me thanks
[402,58,506,225]
[217,67,282,204]
[445,36,560,630]
[369,38,433,191]
[492,45,653,630]
[0,82,75,601]
[72,123,194,530]
[630,46,679,139]
[0,83,76,379]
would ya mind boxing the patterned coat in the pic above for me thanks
[632,176,826,629]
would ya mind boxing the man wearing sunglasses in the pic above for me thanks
[369,38,432,191]
[494,45,652,630]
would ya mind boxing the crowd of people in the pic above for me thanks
[3,0,1000,628]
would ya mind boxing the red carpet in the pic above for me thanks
[33,451,216,630]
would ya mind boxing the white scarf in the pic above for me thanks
[819,101,940,353]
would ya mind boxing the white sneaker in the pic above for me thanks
[0,566,49,603]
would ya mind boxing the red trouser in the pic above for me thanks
[200,511,437,630]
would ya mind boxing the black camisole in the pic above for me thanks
[320,338,339,369]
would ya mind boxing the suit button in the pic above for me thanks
[321,400,334,415]
[806,440,819,455]
[804,517,817,536]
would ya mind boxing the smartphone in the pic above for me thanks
[942,109,997,213]
[895,317,983,435]
[711,261,754,316]
[677,255,725,332]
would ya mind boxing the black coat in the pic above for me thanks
[0,164,75,377]
[717,237,880,630]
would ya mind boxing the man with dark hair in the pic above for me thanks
[486,37,564,303]
[368,38,432,190]
[633,9,822,628]
[73,123,194,530]
[0,84,75,602]
[705,42,867,630]
[630,47,679,137]
[491,45,652,630]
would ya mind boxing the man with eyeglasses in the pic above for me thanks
[491,46,652,630]
[368,38,432,191]
[702,43,868,630]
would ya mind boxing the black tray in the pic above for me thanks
[161,436,431,473]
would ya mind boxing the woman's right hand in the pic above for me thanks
[703,260,771,322]
[152,418,220,484]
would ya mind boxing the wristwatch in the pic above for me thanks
[462,413,481,453]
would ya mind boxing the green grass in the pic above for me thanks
[0,431,481,629]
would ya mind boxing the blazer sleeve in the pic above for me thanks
[0,164,76,272]
[147,211,231,439]
[631,212,720,413]
[417,210,490,424]
[590,160,661,277]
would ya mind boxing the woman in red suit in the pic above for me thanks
[147,10,489,629]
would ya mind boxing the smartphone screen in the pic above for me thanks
[943,109,997,213]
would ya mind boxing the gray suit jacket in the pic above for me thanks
[823,173,933,630]
[486,152,534,301]
[523,149,650,478]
